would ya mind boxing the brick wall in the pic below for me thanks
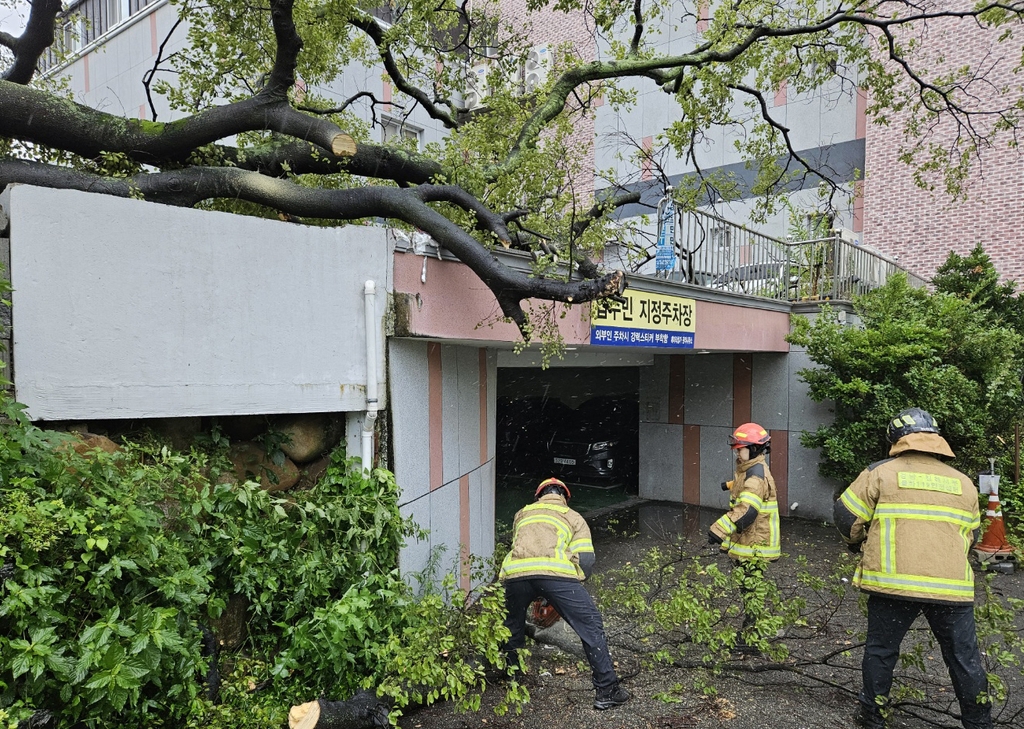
[862,3,1024,284]
[501,1,596,200]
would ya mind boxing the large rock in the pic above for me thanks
[295,454,331,491]
[274,414,336,464]
[227,442,300,492]
[71,432,121,456]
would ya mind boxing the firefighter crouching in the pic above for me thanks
[834,408,992,729]
[499,478,629,710]
[708,423,781,643]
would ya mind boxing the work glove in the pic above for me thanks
[708,530,724,545]
[721,480,734,492]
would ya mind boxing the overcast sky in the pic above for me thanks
[1,3,28,36]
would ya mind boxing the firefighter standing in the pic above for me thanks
[708,423,781,644]
[834,408,992,729]
[499,477,629,710]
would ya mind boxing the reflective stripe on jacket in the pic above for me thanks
[834,432,980,604]
[710,454,781,561]
[499,493,594,581]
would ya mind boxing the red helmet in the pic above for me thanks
[728,423,770,450]
[535,477,571,500]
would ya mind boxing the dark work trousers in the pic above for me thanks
[861,594,992,729]
[502,576,618,690]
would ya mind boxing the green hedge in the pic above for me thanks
[0,397,519,728]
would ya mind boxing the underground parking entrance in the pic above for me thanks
[495,364,641,528]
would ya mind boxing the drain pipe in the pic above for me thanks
[362,280,379,473]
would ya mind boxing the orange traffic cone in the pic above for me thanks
[975,477,1016,571]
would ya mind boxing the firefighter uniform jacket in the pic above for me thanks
[709,454,781,561]
[499,493,595,582]
[834,432,980,604]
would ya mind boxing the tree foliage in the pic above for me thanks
[1,0,1023,334]
[0,397,519,728]
[789,257,1024,486]
[933,244,1024,334]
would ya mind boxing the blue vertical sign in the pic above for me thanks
[654,198,676,272]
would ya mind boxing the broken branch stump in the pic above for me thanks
[288,691,390,729]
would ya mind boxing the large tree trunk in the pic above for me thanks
[288,691,390,729]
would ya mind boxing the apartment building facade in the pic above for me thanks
[10,0,1003,582]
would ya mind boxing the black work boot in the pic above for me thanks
[853,707,885,729]
[594,683,630,710]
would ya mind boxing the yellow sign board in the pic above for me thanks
[591,290,696,348]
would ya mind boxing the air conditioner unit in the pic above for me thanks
[464,63,490,110]
[523,45,549,93]
[831,227,861,245]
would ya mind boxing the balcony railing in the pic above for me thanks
[657,208,926,301]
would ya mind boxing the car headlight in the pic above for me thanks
[590,441,616,452]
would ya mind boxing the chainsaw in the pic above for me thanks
[530,598,561,628]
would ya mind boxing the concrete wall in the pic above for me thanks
[3,184,390,420]
[390,339,496,591]
[637,346,842,522]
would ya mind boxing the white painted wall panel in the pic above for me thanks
[389,339,431,505]
[5,185,390,419]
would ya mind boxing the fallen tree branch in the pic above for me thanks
[288,691,390,729]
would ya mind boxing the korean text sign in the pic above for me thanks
[591,290,696,349]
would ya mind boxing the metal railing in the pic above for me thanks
[656,208,925,301]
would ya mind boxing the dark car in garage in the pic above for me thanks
[547,396,639,487]
[496,396,572,478]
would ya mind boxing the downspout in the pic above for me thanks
[362,280,378,473]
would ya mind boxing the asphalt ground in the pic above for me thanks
[401,502,1024,729]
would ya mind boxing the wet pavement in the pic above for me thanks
[409,498,1024,729]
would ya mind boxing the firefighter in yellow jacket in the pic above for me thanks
[834,408,992,729]
[709,422,781,561]
[708,423,781,643]
[499,477,629,710]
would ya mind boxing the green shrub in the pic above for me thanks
[0,399,211,727]
[789,273,1024,484]
[0,395,517,727]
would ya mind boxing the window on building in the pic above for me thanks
[711,226,731,252]
[381,118,421,148]
[129,0,158,14]
[805,213,835,239]
[76,0,121,46]
[39,0,163,73]
[367,5,397,25]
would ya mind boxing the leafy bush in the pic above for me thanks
[0,399,211,728]
[0,395,518,728]
[789,272,1024,484]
